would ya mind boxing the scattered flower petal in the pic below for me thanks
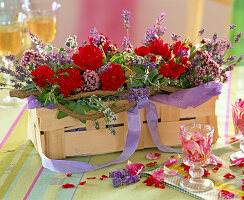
[223,173,236,179]
[218,190,235,199]
[86,177,96,179]
[100,177,104,180]
[143,175,154,186]
[164,158,178,166]
[153,170,165,184]
[62,183,75,188]
[242,196,244,200]
[79,181,87,185]
[164,165,178,176]
[209,155,223,166]
[184,176,188,179]
[242,185,244,190]
[203,168,210,177]
[160,184,165,189]
[217,163,223,167]
[66,173,72,177]
[126,161,144,176]
[212,167,219,171]
[146,153,161,160]
[242,179,244,185]
[243,170,244,174]
[154,183,160,188]
[181,163,190,173]
[145,162,157,167]
[230,158,244,166]
[101,175,109,178]
[229,137,240,144]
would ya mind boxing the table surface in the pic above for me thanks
[0,67,244,200]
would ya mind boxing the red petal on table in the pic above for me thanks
[217,163,223,167]
[184,176,188,179]
[126,161,144,176]
[164,158,178,166]
[153,170,165,184]
[144,175,155,186]
[230,158,244,166]
[66,173,72,177]
[154,183,160,188]
[203,168,210,177]
[145,162,157,167]
[146,153,162,160]
[86,177,96,179]
[218,190,235,199]
[100,177,104,180]
[62,183,75,188]
[209,155,223,166]
[170,155,175,158]
[79,181,87,185]
[229,137,240,144]
[239,163,244,167]
[212,167,219,171]
[181,163,190,173]
[242,185,244,190]
[101,175,109,178]
[242,179,244,185]
[242,196,244,200]
[160,184,165,189]
[223,173,236,179]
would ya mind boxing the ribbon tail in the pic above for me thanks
[42,105,141,173]
[146,102,182,153]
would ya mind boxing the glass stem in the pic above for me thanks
[240,140,244,153]
[189,166,204,183]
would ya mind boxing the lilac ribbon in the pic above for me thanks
[42,100,145,173]
[149,81,223,109]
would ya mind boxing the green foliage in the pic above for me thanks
[57,111,68,119]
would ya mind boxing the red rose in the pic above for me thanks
[135,46,150,57]
[180,56,188,65]
[150,55,156,62]
[172,41,189,56]
[55,68,84,97]
[99,63,125,91]
[30,65,54,88]
[159,63,186,79]
[71,45,103,70]
[149,38,172,60]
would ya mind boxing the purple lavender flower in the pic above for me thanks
[122,10,130,29]
[125,88,150,102]
[212,32,218,42]
[234,32,243,43]
[122,36,133,52]
[171,33,181,42]
[198,28,205,36]
[229,24,236,30]
[226,55,236,63]
[97,63,112,74]
[155,26,167,37]
[112,177,123,188]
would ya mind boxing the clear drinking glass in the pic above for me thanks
[230,101,244,160]
[0,10,26,108]
[25,1,61,44]
[180,123,214,192]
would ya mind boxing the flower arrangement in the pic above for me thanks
[1,10,243,134]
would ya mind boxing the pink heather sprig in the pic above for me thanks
[21,50,45,68]
[82,70,101,92]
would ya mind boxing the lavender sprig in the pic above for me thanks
[171,33,181,42]
[122,10,130,29]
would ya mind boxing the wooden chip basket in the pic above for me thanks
[27,97,219,159]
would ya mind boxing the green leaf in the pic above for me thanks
[57,111,68,119]
[75,104,85,114]
[83,104,91,112]
[80,119,86,124]
[65,101,77,111]
[133,67,146,76]
[110,53,123,63]
[22,83,36,91]
[36,92,49,104]
[148,69,159,82]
